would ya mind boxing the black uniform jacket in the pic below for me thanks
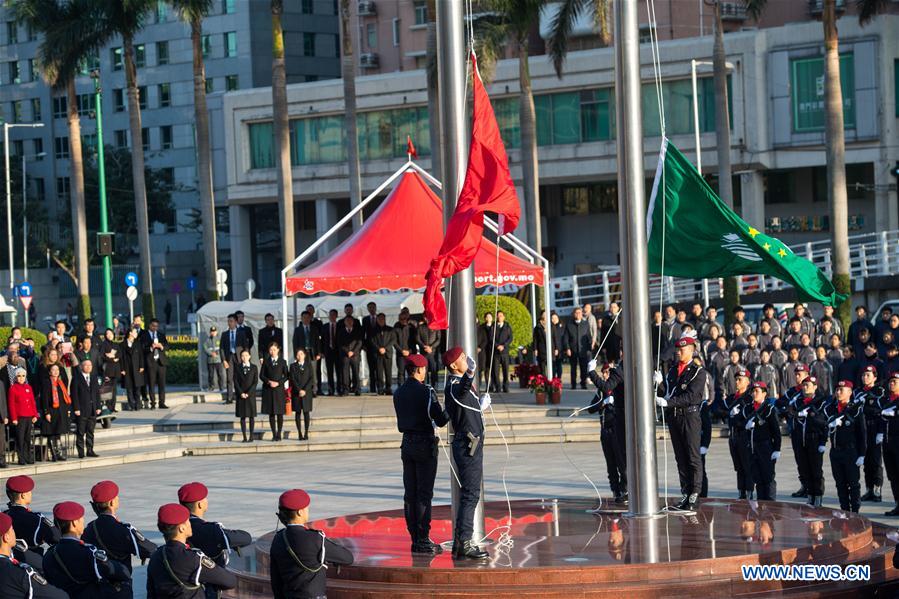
[824,400,866,456]
[269,524,353,599]
[393,377,449,434]
[658,361,709,410]
[83,513,157,573]
[187,515,252,567]
[42,537,131,598]
[444,372,484,438]
[146,540,237,599]
[0,553,67,598]
[4,503,60,552]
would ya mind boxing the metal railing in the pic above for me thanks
[550,229,899,313]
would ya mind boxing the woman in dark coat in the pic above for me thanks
[36,347,68,390]
[260,342,288,441]
[119,328,145,411]
[39,363,71,461]
[289,348,316,441]
[233,349,259,442]
[99,328,121,412]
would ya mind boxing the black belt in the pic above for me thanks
[402,432,436,440]
[671,405,700,415]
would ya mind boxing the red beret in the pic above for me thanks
[805,375,818,385]
[675,336,696,348]
[442,346,463,367]
[836,380,854,390]
[279,489,311,511]
[177,482,208,503]
[751,381,767,390]
[5,475,34,493]
[90,481,119,503]
[862,365,878,375]
[735,368,751,379]
[0,512,12,536]
[794,364,808,373]
[53,501,84,522]
[158,503,190,526]
[405,354,427,368]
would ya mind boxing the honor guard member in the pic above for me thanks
[586,358,628,504]
[786,376,829,507]
[724,369,753,499]
[269,489,354,599]
[654,334,709,512]
[824,381,866,513]
[877,372,899,516]
[392,353,450,554]
[147,504,237,599]
[744,382,782,500]
[177,482,252,599]
[444,346,491,560]
[778,364,811,498]
[4,475,60,555]
[42,501,131,598]
[856,365,885,502]
[0,512,67,598]
[83,480,157,597]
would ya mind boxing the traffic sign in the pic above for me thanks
[171,281,182,294]
[18,282,32,297]
[215,269,228,284]
[187,277,197,291]
[126,285,138,301]
[246,278,256,298]
[125,271,139,287]
[20,296,32,311]
[217,283,229,298]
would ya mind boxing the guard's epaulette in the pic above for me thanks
[191,547,216,569]
[87,544,108,563]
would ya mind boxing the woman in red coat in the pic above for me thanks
[8,368,38,464]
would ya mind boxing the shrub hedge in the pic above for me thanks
[0,327,48,348]
[168,349,199,385]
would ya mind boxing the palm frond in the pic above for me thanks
[856,0,888,25]
[547,0,590,78]
[471,14,508,84]
[744,0,769,21]
[169,0,215,23]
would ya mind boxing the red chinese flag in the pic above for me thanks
[424,53,521,329]
[407,135,417,158]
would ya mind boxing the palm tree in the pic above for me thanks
[15,0,99,322]
[171,0,219,300]
[102,0,157,317]
[271,0,296,266]
[338,0,363,230]
[547,0,611,77]
[425,0,441,181]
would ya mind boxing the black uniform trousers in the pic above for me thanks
[401,433,439,542]
[366,347,378,393]
[341,355,360,393]
[491,353,509,392]
[882,437,899,503]
[374,353,393,394]
[15,419,34,464]
[451,435,484,541]
[729,433,753,493]
[864,420,883,488]
[789,419,807,490]
[146,359,166,407]
[223,356,237,403]
[750,442,777,500]
[794,433,825,496]
[75,415,96,457]
[667,408,703,496]
[601,424,627,495]
[830,446,861,511]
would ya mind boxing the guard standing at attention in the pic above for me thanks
[0,512,66,598]
[146,504,237,598]
[743,381,782,501]
[443,346,490,560]
[856,365,885,502]
[877,372,899,516]
[654,335,709,512]
[177,482,252,599]
[786,376,828,507]
[778,364,811,498]
[269,489,354,599]
[42,501,131,597]
[83,480,157,598]
[723,369,753,499]
[824,380,866,513]
[586,358,628,504]
[4,476,60,555]
[393,353,449,554]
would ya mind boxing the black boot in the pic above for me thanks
[861,487,876,501]
[884,505,899,516]
[412,538,442,555]
[738,490,747,499]
[872,485,883,502]
[452,539,488,560]
[791,485,808,498]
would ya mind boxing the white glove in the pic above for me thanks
[798,408,809,418]
[876,433,884,445]
[771,451,781,461]
[745,420,755,430]
[818,445,826,454]
[699,446,708,455]
[883,407,896,417]
[653,370,663,386]
[479,392,492,411]
[602,396,614,406]
[855,456,865,467]
[655,396,668,408]
[587,359,598,373]
[466,355,476,373]
[730,406,741,416]
[828,416,843,429]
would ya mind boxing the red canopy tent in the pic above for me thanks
[285,170,543,296]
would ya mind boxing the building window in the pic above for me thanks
[79,50,100,75]
[413,0,427,25]
[535,92,581,145]
[135,44,146,68]
[158,83,171,107]
[52,96,67,119]
[224,31,237,57]
[26,22,36,42]
[77,93,92,116]
[225,74,239,91]
[392,18,400,46]
[30,98,41,120]
[156,41,169,65]
[357,106,430,161]
[111,47,123,70]
[12,139,23,158]
[141,127,150,151]
[12,100,22,121]
[27,59,35,82]
[249,122,274,168]
[8,61,19,84]
[155,0,167,22]
[34,177,45,202]
[641,76,731,137]
[7,21,17,45]
[160,125,173,149]
[32,137,43,159]
[54,136,69,160]
[223,0,235,14]
[580,88,614,142]
[205,78,214,93]
[56,177,70,198]
[493,98,520,148]
[138,85,147,110]
[895,60,899,118]
[82,133,97,156]
[113,88,125,112]
[291,115,348,164]
[114,129,128,149]
[201,34,212,59]
[366,23,377,50]
[301,0,314,14]
[791,53,855,132]
[303,32,315,57]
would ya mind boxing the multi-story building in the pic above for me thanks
[0,0,339,306]
[218,14,899,298]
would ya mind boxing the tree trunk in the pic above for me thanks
[425,10,441,182]
[339,0,363,231]
[823,0,851,330]
[65,78,90,321]
[518,40,541,254]
[191,17,219,300]
[123,34,155,318]
[713,3,739,322]
[271,0,295,268]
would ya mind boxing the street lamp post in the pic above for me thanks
[4,121,43,325]
[91,70,114,330]
[22,151,46,285]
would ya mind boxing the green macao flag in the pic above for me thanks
[646,139,847,307]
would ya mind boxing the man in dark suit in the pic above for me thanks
[219,314,250,404]
[344,303,362,329]
[140,318,169,409]
[257,313,283,361]
[371,313,397,395]
[564,307,592,389]
[337,315,363,396]
[74,335,101,371]
[416,317,442,388]
[235,310,254,355]
[304,306,325,393]
[321,309,341,395]
[362,302,380,394]
[80,318,103,347]
[293,310,322,390]
[492,310,513,393]
[393,308,415,387]
[70,360,102,458]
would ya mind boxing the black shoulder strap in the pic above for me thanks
[50,545,91,585]
[161,547,202,591]
[279,528,325,573]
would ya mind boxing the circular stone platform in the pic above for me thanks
[227,498,899,597]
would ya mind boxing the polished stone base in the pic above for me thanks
[227,498,899,597]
